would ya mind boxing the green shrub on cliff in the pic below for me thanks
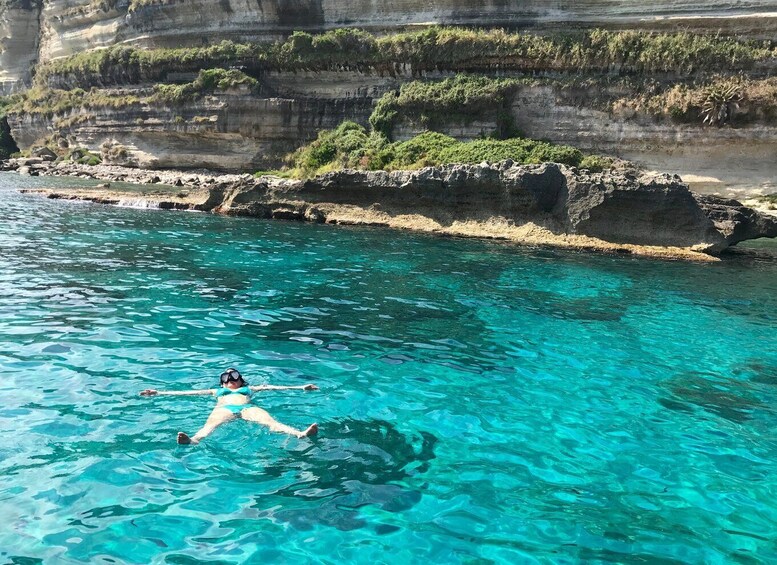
[154,68,258,103]
[288,122,595,177]
[565,29,770,74]
[435,138,532,165]
[6,68,257,120]
[34,40,263,89]
[380,132,459,168]
[378,27,562,72]
[369,75,522,137]
[34,27,776,91]
[290,121,382,174]
[273,29,378,70]
[8,86,142,116]
[616,76,777,126]
[579,155,615,172]
[433,138,584,167]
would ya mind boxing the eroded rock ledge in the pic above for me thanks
[9,160,777,260]
[214,163,777,255]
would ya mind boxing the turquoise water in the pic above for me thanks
[1,172,776,564]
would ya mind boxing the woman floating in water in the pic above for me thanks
[140,368,319,444]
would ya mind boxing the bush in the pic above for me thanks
[35,27,775,91]
[67,147,102,165]
[154,68,257,103]
[619,76,777,125]
[288,121,599,177]
[579,154,614,172]
[388,132,458,167]
[369,75,521,138]
[525,142,583,166]
[290,121,369,174]
[437,138,533,164]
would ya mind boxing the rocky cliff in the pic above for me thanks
[0,1,40,93]
[2,3,777,200]
[8,87,373,169]
[3,0,777,91]
[8,76,777,199]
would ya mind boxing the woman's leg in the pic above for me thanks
[178,407,237,444]
[241,406,318,438]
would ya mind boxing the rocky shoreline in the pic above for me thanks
[0,157,248,188]
[4,157,776,261]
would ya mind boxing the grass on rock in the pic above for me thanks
[285,121,613,178]
[35,27,776,89]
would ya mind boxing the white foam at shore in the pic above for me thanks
[116,198,161,209]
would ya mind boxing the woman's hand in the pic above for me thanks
[140,389,158,396]
[302,384,319,391]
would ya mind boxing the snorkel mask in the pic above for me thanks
[220,368,244,385]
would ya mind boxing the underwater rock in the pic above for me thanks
[250,419,437,531]
[658,372,765,423]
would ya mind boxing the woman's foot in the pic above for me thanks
[177,432,198,445]
[298,423,318,438]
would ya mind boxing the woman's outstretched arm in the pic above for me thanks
[140,388,215,397]
[249,384,319,392]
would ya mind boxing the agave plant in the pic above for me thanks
[700,81,743,126]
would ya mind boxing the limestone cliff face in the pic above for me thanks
[37,0,124,64]
[8,88,373,169]
[9,74,777,191]
[0,1,41,93]
[3,1,777,90]
[29,0,777,63]
[395,83,777,197]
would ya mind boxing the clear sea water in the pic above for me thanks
[1,172,776,565]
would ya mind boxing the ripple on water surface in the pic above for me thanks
[0,173,776,563]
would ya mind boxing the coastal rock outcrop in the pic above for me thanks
[212,163,777,254]
[695,194,777,247]
[11,160,775,256]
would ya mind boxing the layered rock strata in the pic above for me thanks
[36,1,777,63]
[8,90,373,170]
[9,77,777,199]
[3,1,777,92]
[0,1,41,93]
